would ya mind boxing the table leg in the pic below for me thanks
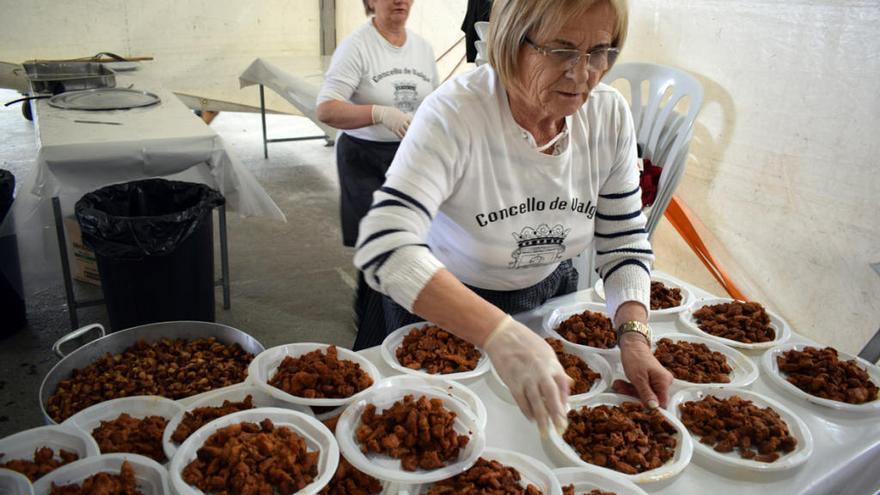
[219,204,231,310]
[52,197,79,330]
[260,84,268,159]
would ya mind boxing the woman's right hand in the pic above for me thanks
[483,315,572,436]
[372,105,411,138]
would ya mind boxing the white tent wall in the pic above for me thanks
[0,1,322,111]
[621,0,880,354]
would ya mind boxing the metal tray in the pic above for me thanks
[24,62,116,94]
[38,321,265,425]
[48,88,160,110]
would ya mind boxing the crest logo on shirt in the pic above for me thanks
[393,81,418,113]
[509,223,571,269]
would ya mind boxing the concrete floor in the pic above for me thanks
[0,89,358,437]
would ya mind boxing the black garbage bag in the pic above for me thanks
[75,179,225,331]
[76,178,225,259]
[0,169,27,335]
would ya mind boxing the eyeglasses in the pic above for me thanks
[524,37,620,72]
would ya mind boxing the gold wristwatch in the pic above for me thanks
[616,320,652,346]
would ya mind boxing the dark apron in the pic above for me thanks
[353,259,579,350]
[335,132,400,247]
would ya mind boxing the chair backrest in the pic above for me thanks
[601,63,704,238]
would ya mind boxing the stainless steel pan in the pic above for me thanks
[39,321,265,424]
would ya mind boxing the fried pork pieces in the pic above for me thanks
[427,457,542,495]
[679,395,797,462]
[556,310,616,349]
[654,338,733,384]
[50,460,142,495]
[318,458,383,495]
[396,324,482,374]
[182,419,318,495]
[172,396,257,444]
[562,487,616,495]
[48,338,253,422]
[356,394,469,472]
[545,338,601,394]
[91,413,168,463]
[650,281,683,310]
[563,402,677,475]
[269,346,372,399]
[777,346,878,404]
[0,447,79,481]
[693,301,775,343]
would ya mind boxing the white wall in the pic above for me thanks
[623,0,880,354]
[0,0,321,110]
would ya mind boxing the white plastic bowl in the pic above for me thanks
[0,469,33,495]
[32,453,169,495]
[335,386,485,484]
[761,343,880,414]
[668,386,814,471]
[0,425,100,471]
[678,297,791,351]
[548,393,693,484]
[380,322,490,381]
[594,274,696,321]
[490,340,612,406]
[543,302,619,359]
[162,383,312,460]
[411,447,562,495]
[249,343,381,407]
[553,467,649,495]
[170,407,338,495]
[61,395,183,462]
[654,333,759,390]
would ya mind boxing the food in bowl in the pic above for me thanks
[650,281,683,310]
[395,324,481,374]
[356,394,469,472]
[49,460,141,495]
[545,338,601,394]
[776,346,878,404]
[426,457,541,494]
[692,301,775,343]
[654,338,732,384]
[555,311,616,349]
[679,395,797,462]
[171,395,256,444]
[318,457,383,495]
[182,419,319,494]
[48,338,254,422]
[0,447,79,481]
[563,402,677,475]
[91,413,168,463]
[269,345,373,399]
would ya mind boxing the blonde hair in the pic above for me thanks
[487,0,629,91]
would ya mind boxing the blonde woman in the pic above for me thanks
[355,0,672,434]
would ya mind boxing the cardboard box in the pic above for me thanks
[64,217,101,287]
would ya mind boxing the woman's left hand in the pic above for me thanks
[615,332,673,408]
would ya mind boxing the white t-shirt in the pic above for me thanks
[354,65,653,318]
[317,20,439,142]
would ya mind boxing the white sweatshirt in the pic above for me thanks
[353,65,653,319]
[317,20,439,142]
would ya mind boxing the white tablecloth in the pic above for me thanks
[238,57,337,141]
[359,274,880,495]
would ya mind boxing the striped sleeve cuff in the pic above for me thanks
[380,245,445,312]
[603,262,651,322]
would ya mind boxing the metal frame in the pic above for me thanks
[858,328,880,364]
[53,197,231,330]
[258,84,331,159]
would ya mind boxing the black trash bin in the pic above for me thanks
[0,169,26,335]
[75,179,225,331]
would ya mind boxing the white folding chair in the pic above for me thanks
[602,63,704,238]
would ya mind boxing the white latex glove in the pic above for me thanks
[371,105,411,139]
[483,315,572,436]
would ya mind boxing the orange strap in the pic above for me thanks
[663,195,748,301]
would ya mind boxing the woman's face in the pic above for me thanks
[371,0,413,25]
[514,1,617,119]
